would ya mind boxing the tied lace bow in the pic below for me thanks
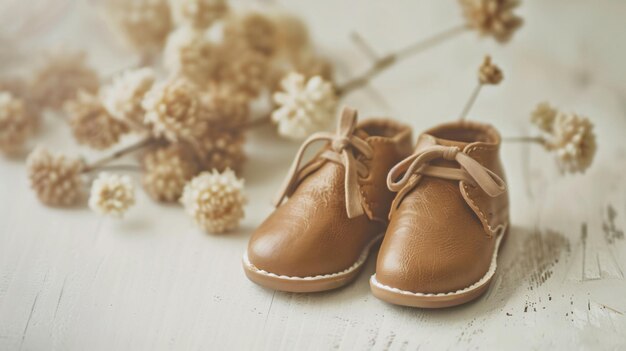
[274,107,373,218]
[387,145,506,215]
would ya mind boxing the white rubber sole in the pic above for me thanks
[243,234,384,293]
[370,224,508,308]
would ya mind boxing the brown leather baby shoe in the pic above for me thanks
[243,107,412,292]
[370,120,508,308]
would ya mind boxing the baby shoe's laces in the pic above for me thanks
[274,107,374,218]
[387,145,506,216]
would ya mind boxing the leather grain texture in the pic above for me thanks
[376,120,509,294]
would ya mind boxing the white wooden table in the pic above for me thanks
[1,0,625,349]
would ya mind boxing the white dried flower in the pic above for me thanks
[181,169,246,234]
[459,0,523,43]
[544,112,596,174]
[65,92,129,150]
[530,102,557,133]
[101,67,156,129]
[107,0,172,54]
[164,26,217,86]
[216,42,269,99]
[27,147,85,206]
[0,92,34,154]
[170,0,228,29]
[272,72,338,140]
[142,78,207,141]
[89,173,136,217]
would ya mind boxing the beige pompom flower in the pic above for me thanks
[272,72,338,140]
[216,43,269,99]
[141,144,199,202]
[101,67,156,129]
[0,92,35,154]
[459,0,523,43]
[88,172,136,217]
[142,78,207,141]
[171,0,228,29]
[106,0,172,55]
[65,92,129,150]
[478,55,503,85]
[180,169,246,234]
[543,112,596,174]
[30,51,99,111]
[27,147,85,206]
[202,87,250,129]
[530,102,557,133]
[224,12,279,57]
[192,128,246,173]
[164,26,217,86]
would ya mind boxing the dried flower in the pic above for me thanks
[180,169,246,234]
[192,128,246,173]
[106,0,172,55]
[88,172,136,217]
[142,78,207,141]
[272,72,338,140]
[543,112,596,174]
[459,0,523,43]
[27,147,85,206]
[101,67,156,129]
[171,0,228,29]
[530,102,557,133]
[478,55,503,85]
[30,51,99,110]
[0,92,35,154]
[142,144,198,202]
[164,26,217,86]
[65,92,129,150]
[224,12,278,57]
[273,13,311,55]
[202,87,250,129]
[0,77,28,99]
[216,43,269,99]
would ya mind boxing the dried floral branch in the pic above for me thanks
[82,137,155,173]
[459,55,503,120]
[336,24,468,96]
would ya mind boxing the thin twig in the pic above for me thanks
[336,24,468,96]
[350,31,379,60]
[459,83,482,120]
[82,137,154,173]
[502,136,545,143]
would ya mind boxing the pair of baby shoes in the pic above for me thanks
[243,107,508,308]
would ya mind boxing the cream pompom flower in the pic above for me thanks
[142,78,207,141]
[544,112,596,174]
[0,92,35,154]
[141,144,198,202]
[89,173,136,217]
[459,0,523,43]
[181,169,246,234]
[106,0,172,55]
[164,26,217,86]
[224,12,279,57]
[27,147,85,206]
[530,102,557,133]
[272,72,338,140]
[65,92,129,150]
[170,0,228,29]
[101,67,156,129]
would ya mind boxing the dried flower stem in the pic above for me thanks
[83,137,154,173]
[502,136,545,143]
[245,113,272,129]
[458,83,482,120]
[337,24,468,95]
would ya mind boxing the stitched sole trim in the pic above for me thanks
[370,224,507,307]
[243,234,383,292]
